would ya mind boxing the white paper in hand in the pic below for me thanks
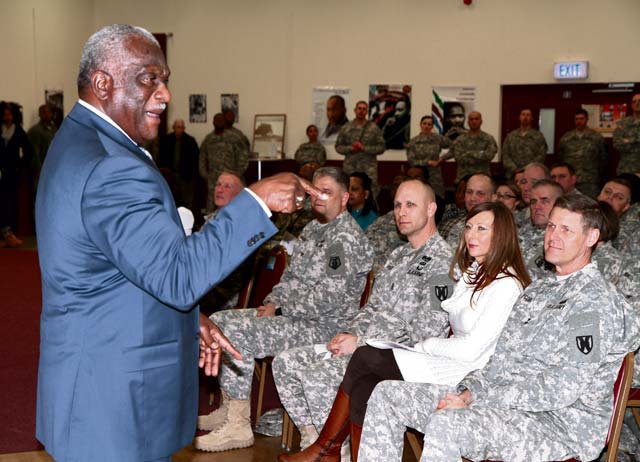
[365,339,420,352]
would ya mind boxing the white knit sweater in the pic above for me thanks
[393,267,523,385]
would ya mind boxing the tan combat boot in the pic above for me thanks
[194,399,254,452]
[197,390,230,431]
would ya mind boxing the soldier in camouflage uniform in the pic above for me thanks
[405,115,451,198]
[440,173,496,248]
[518,180,563,280]
[223,109,251,153]
[194,167,373,453]
[198,171,251,314]
[598,179,640,255]
[295,124,327,168]
[359,195,640,462]
[199,113,249,212]
[365,210,406,276]
[616,256,640,458]
[336,101,386,197]
[502,109,548,179]
[557,109,607,198]
[441,112,497,183]
[513,163,551,228]
[272,180,453,449]
[613,94,640,175]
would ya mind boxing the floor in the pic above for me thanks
[0,435,284,462]
[0,433,420,462]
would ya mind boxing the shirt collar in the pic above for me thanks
[77,99,152,160]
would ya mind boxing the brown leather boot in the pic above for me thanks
[349,422,362,462]
[278,387,351,462]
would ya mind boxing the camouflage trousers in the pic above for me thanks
[619,411,640,455]
[210,309,336,400]
[419,406,579,462]
[272,345,351,431]
[358,380,454,462]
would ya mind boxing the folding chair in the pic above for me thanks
[406,352,634,462]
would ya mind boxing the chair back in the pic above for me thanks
[360,271,375,308]
[603,352,634,462]
[248,245,289,308]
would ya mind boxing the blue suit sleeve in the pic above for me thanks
[81,155,276,311]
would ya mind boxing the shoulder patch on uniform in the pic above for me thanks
[429,273,454,311]
[325,242,346,277]
[567,311,601,364]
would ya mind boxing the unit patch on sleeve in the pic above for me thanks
[325,242,346,276]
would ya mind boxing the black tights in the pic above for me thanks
[341,346,403,425]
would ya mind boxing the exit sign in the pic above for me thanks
[554,61,589,80]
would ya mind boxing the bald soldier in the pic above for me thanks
[272,179,453,450]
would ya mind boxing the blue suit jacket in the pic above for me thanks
[35,103,276,462]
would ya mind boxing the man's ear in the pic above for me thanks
[341,190,350,208]
[585,227,600,248]
[91,70,113,101]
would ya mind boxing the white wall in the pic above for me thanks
[3,0,640,160]
[0,0,94,127]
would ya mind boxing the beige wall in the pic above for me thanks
[2,0,640,160]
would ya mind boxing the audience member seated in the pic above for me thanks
[597,177,639,255]
[592,201,625,286]
[407,195,639,462]
[495,181,522,213]
[273,179,453,454]
[439,173,496,248]
[551,161,582,197]
[285,201,529,462]
[269,162,320,248]
[198,171,253,315]
[294,124,327,168]
[348,172,378,231]
[617,173,640,235]
[194,167,374,453]
[513,162,550,227]
[518,179,563,279]
[440,175,470,224]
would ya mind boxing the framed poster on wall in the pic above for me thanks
[252,114,286,158]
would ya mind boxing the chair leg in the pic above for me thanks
[281,410,291,449]
[405,430,423,461]
[255,359,268,424]
[632,408,640,428]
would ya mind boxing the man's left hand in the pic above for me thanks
[436,390,473,411]
[199,313,242,376]
[256,302,277,317]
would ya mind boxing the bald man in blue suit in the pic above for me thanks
[35,24,316,462]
